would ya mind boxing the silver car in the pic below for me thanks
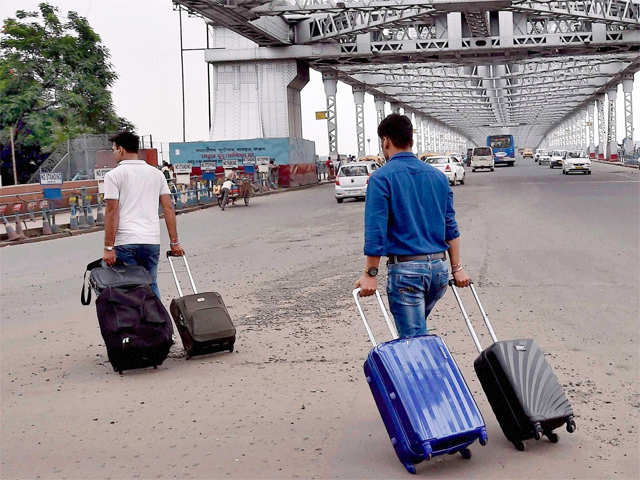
[334,161,381,203]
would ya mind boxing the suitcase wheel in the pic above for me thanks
[402,462,416,475]
[533,422,543,440]
[422,442,432,461]
[479,429,488,446]
[459,448,471,460]
[566,417,576,433]
[512,440,525,451]
[545,431,559,443]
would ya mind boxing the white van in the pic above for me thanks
[471,147,494,171]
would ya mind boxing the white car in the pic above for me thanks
[538,152,552,166]
[563,151,592,175]
[534,149,547,163]
[424,155,466,185]
[470,146,495,171]
[334,161,381,203]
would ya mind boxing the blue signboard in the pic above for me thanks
[43,188,62,200]
[169,138,290,167]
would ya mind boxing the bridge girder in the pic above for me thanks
[176,0,640,147]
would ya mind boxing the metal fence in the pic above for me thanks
[29,134,112,183]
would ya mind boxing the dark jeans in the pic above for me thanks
[386,259,449,338]
[115,244,161,298]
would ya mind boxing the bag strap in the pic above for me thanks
[81,258,103,305]
[81,269,92,305]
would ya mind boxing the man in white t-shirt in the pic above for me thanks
[102,132,184,297]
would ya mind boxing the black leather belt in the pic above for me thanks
[387,252,447,264]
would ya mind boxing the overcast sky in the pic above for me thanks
[2,0,639,159]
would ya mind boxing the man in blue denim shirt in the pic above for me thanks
[355,114,470,338]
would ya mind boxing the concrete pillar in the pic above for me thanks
[607,87,618,161]
[597,95,606,159]
[390,102,401,114]
[352,86,366,158]
[322,72,339,158]
[622,76,634,156]
[587,103,595,155]
[209,59,309,140]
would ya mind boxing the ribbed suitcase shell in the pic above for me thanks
[364,335,487,474]
[474,339,574,448]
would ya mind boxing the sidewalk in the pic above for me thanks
[592,159,639,169]
[0,180,333,247]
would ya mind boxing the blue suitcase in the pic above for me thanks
[354,289,488,474]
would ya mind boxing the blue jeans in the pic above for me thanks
[386,259,449,338]
[115,244,161,298]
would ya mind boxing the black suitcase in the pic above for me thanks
[449,280,575,451]
[81,259,173,373]
[167,252,236,358]
[96,285,173,373]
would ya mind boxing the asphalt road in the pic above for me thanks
[1,159,638,479]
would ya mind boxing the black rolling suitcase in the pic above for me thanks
[167,252,236,358]
[81,260,173,373]
[449,280,576,451]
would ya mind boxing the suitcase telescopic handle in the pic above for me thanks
[166,251,198,297]
[352,288,399,347]
[448,279,498,353]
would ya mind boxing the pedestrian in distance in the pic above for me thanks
[102,131,184,297]
[161,161,172,181]
[326,156,333,179]
[355,114,471,338]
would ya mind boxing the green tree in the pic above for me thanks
[0,2,134,183]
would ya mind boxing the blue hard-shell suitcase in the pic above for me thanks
[354,289,487,474]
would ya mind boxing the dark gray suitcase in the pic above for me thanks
[167,252,236,359]
[449,281,575,451]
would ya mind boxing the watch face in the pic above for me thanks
[368,267,378,277]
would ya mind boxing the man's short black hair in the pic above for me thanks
[377,114,413,149]
[109,131,139,153]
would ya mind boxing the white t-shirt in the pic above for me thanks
[222,180,233,190]
[103,160,171,246]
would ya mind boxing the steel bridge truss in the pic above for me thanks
[176,0,640,149]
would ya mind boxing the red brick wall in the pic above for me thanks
[0,181,99,213]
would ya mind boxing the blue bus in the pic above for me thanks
[487,135,515,166]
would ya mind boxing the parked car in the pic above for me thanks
[423,155,466,185]
[470,147,494,171]
[334,161,381,203]
[550,150,566,169]
[562,151,591,175]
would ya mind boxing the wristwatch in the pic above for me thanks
[366,266,379,277]
[104,246,114,251]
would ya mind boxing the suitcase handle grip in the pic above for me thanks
[448,279,498,353]
[352,288,398,347]
[166,251,198,297]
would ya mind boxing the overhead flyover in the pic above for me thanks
[174,0,640,158]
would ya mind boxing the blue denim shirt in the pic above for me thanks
[364,152,460,257]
